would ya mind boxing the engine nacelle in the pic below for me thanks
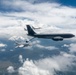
[52,37,63,41]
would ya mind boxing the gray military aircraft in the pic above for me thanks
[26,25,75,41]
[15,41,31,48]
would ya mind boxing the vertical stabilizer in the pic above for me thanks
[26,25,36,35]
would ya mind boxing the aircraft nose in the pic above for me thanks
[72,34,75,37]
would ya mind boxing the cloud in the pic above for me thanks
[0,0,76,40]
[19,55,24,63]
[61,52,75,58]
[18,53,75,75]
[10,49,13,52]
[0,0,76,39]
[62,43,76,53]
[7,66,15,73]
[0,43,7,47]
[69,43,76,53]
[9,36,26,41]
[62,44,69,47]
[18,58,50,75]
[0,23,27,39]
[35,44,58,50]
[0,49,6,52]
[1,1,76,28]
[0,0,58,12]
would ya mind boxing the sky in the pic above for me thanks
[58,0,76,7]
[0,0,76,75]
[0,0,76,12]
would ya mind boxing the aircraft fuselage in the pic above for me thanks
[29,33,75,39]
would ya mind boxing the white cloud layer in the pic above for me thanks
[0,0,76,28]
[18,53,75,75]
[0,0,76,40]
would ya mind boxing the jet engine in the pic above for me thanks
[52,37,63,41]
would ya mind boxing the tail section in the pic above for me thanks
[26,25,36,36]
